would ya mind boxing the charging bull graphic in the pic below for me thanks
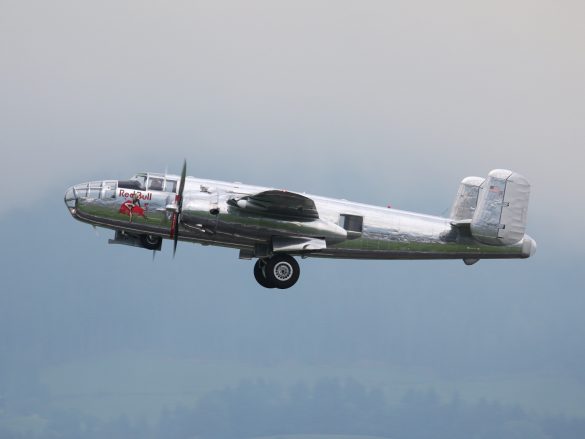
[119,195,146,222]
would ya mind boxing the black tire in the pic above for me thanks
[254,259,275,289]
[140,234,162,250]
[265,254,300,289]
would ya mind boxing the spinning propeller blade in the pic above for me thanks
[173,160,187,257]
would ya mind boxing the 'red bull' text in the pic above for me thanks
[118,190,153,200]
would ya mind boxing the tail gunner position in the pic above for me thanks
[65,162,536,289]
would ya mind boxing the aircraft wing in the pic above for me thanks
[227,190,319,220]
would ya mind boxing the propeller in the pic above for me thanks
[172,160,187,257]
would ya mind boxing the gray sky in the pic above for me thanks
[2,0,584,241]
[1,0,585,430]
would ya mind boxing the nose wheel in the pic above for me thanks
[254,254,300,289]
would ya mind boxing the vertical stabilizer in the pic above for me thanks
[470,169,530,245]
[450,176,484,220]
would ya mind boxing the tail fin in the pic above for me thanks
[450,176,484,221]
[470,169,531,245]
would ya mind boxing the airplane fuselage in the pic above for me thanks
[66,174,535,263]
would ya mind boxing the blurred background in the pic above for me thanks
[1,1,584,437]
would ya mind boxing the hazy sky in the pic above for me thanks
[1,0,585,432]
[2,0,584,238]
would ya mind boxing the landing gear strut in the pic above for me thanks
[254,254,300,289]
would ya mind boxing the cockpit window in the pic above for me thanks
[120,174,176,192]
[166,180,177,193]
[118,180,146,190]
[133,175,146,186]
[148,177,164,191]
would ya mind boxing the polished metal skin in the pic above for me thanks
[65,170,536,288]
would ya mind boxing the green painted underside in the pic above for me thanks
[332,237,521,255]
[77,200,522,257]
[78,200,170,227]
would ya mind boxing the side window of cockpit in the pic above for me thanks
[119,180,145,191]
[148,178,164,191]
[165,180,177,193]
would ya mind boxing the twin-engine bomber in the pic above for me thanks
[65,163,536,289]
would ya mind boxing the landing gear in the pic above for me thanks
[254,259,275,289]
[253,254,300,289]
[140,234,162,250]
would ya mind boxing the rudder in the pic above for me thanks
[450,176,484,221]
[470,169,530,245]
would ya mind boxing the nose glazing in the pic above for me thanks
[64,181,105,211]
[64,186,77,209]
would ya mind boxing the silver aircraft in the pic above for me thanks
[64,163,536,289]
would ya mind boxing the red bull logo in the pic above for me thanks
[118,190,152,200]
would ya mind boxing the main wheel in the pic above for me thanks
[254,259,275,289]
[140,234,162,250]
[265,254,300,289]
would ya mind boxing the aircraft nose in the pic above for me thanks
[64,186,77,210]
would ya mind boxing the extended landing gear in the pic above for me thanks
[253,254,300,289]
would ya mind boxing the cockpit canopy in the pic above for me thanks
[65,172,179,208]
[119,173,177,193]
